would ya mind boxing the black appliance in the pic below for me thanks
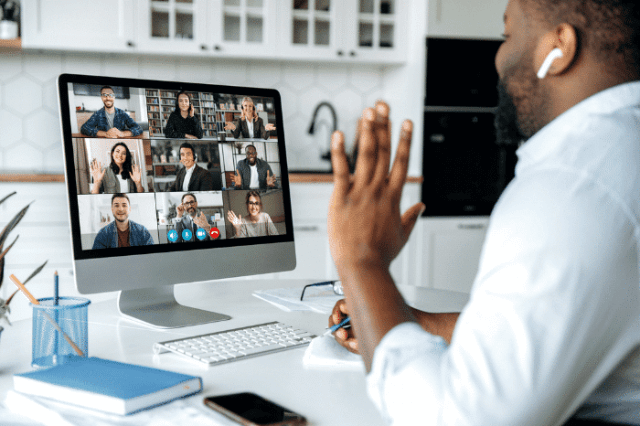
[422,37,518,217]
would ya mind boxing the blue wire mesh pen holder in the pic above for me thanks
[31,297,90,369]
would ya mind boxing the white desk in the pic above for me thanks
[0,279,469,426]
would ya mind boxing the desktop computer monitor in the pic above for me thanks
[57,74,296,328]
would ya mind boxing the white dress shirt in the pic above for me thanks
[182,164,196,192]
[368,81,640,426]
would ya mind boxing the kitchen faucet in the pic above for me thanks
[307,101,337,162]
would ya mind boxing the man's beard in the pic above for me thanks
[494,62,547,146]
[495,80,527,146]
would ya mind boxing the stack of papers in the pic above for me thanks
[253,286,342,314]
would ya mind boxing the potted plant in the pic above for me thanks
[0,192,48,340]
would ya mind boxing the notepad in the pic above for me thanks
[13,357,202,415]
[303,335,364,370]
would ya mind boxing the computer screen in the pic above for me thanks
[57,74,296,328]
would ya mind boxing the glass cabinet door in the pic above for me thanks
[284,0,341,59]
[352,0,399,58]
[138,0,207,54]
[206,0,276,56]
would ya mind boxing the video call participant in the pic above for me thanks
[92,193,154,249]
[227,190,278,238]
[327,0,640,424]
[232,144,277,190]
[80,86,143,138]
[224,97,276,139]
[173,193,211,242]
[90,142,145,194]
[163,91,204,139]
[168,142,214,191]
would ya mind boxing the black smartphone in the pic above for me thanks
[203,392,308,426]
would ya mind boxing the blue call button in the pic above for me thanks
[167,229,178,242]
[195,228,207,241]
[182,229,193,241]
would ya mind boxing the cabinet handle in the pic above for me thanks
[200,44,208,50]
[349,51,356,57]
[457,224,485,230]
[337,50,344,56]
[127,41,135,48]
[214,45,222,51]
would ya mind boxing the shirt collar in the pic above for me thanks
[515,80,640,169]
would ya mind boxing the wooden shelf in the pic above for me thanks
[0,38,21,51]
[0,173,64,183]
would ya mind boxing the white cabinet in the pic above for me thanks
[21,0,137,52]
[417,217,489,292]
[427,0,507,39]
[135,0,277,58]
[279,0,405,63]
[21,0,405,63]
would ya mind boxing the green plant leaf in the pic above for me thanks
[0,192,16,206]
[0,235,19,263]
[0,202,31,249]
[0,236,19,291]
[5,260,49,306]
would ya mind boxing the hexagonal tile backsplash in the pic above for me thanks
[0,51,385,173]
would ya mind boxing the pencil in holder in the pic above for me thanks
[31,297,90,369]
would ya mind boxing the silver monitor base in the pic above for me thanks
[117,286,231,329]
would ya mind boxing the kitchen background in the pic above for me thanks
[0,0,508,321]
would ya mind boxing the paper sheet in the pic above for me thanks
[303,335,364,371]
[4,390,237,426]
[253,286,343,314]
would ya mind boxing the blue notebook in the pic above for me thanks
[13,357,202,415]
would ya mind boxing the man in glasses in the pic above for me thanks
[232,144,277,190]
[80,85,143,138]
[173,192,213,242]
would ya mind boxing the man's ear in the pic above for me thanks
[535,23,578,78]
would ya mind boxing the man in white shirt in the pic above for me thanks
[168,142,214,192]
[327,0,640,424]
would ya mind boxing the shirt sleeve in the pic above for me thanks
[122,112,143,136]
[80,112,100,137]
[164,113,183,138]
[191,115,204,139]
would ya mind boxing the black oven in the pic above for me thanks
[422,37,517,217]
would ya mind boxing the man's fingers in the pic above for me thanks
[401,202,426,241]
[331,131,350,198]
[353,108,377,191]
[372,101,391,187]
[389,120,413,195]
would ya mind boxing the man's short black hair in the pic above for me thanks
[111,193,130,204]
[100,85,114,94]
[179,142,196,160]
[521,0,640,77]
[181,192,197,203]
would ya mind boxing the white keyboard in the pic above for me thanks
[153,322,316,366]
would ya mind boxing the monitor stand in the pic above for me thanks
[117,286,231,329]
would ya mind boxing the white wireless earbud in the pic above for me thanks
[537,48,563,79]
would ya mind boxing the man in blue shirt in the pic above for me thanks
[92,193,154,249]
[80,86,143,138]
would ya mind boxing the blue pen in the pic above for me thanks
[324,316,351,336]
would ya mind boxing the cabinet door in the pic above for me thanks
[342,0,406,63]
[419,218,489,293]
[136,0,208,55]
[21,0,136,52]
[279,0,345,61]
[204,0,277,58]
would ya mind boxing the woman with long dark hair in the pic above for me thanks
[227,190,278,237]
[90,142,144,193]
[163,91,204,139]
